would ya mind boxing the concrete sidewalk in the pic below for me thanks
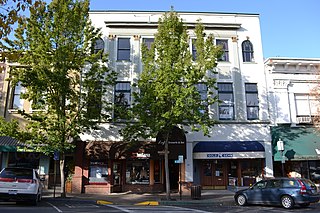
[42,187,240,206]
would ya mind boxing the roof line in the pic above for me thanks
[89,10,259,16]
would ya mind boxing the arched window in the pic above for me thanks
[242,40,254,62]
[93,38,104,54]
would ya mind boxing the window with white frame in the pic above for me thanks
[196,83,208,114]
[117,38,130,61]
[10,82,24,110]
[191,39,197,60]
[245,83,259,120]
[114,82,131,119]
[295,94,319,117]
[216,39,229,62]
[218,83,234,120]
[93,38,104,54]
[242,40,254,62]
[142,38,154,50]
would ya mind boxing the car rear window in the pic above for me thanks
[0,168,33,179]
[301,179,317,189]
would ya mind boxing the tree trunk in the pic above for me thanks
[165,137,171,200]
[59,155,66,198]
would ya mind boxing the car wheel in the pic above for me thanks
[281,195,294,209]
[236,194,247,206]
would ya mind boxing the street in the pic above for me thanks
[0,199,320,213]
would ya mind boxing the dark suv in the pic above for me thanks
[234,177,320,209]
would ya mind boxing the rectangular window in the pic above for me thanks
[191,39,197,60]
[10,82,23,110]
[89,161,109,183]
[218,83,234,120]
[196,83,208,114]
[245,83,259,120]
[295,94,318,116]
[216,39,229,62]
[114,82,131,119]
[126,160,149,184]
[142,38,154,50]
[117,38,130,61]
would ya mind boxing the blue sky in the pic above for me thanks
[89,0,320,59]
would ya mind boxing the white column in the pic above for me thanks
[264,141,274,177]
[185,141,193,182]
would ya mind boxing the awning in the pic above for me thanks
[193,141,265,159]
[0,136,20,152]
[272,126,320,161]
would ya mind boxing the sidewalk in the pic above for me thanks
[42,187,241,206]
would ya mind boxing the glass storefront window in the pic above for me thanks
[240,160,262,186]
[126,160,149,184]
[89,161,108,183]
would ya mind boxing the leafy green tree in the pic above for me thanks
[6,0,117,197]
[120,9,222,199]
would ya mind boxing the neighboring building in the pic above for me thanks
[73,10,273,194]
[265,57,320,184]
[0,60,52,189]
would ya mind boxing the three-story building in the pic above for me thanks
[72,10,273,194]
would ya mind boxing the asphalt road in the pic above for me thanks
[0,199,320,213]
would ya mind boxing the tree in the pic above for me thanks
[6,0,117,197]
[120,9,222,200]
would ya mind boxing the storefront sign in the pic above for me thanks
[131,153,150,159]
[193,151,265,159]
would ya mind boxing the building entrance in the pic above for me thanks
[201,160,227,189]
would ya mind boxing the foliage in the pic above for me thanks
[5,0,117,197]
[121,9,222,140]
[120,8,222,199]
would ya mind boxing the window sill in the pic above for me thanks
[8,109,20,114]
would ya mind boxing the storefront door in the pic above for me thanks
[112,161,122,192]
[201,160,226,189]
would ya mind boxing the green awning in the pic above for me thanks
[272,126,320,161]
[0,136,20,152]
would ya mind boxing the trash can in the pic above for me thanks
[191,185,201,199]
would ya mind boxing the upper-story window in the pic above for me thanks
[10,82,24,110]
[218,83,234,120]
[191,39,197,61]
[216,39,229,62]
[242,40,254,62]
[93,38,104,54]
[196,83,208,114]
[142,38,154,50]
[245,83,259,120]
[114,82,131,119]
[117,38,130,61]
[295,94,318,117]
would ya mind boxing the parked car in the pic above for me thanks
[0,167,43,205]
[234,177,320,209]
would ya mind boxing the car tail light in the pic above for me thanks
[17,178,35,183]
[0,177,15,182]
[298,179,307,194]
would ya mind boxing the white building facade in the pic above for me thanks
[265,57,320,183]
[74,10,273,194]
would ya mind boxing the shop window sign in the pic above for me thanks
[89,161,108,183]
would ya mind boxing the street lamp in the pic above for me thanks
[277,139,285,177]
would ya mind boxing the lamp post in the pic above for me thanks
[277,139,285,177]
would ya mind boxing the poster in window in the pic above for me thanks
[219,106,233,119]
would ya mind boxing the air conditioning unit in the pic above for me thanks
[297,116,312,123]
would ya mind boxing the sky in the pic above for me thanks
[89,0,320,60]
